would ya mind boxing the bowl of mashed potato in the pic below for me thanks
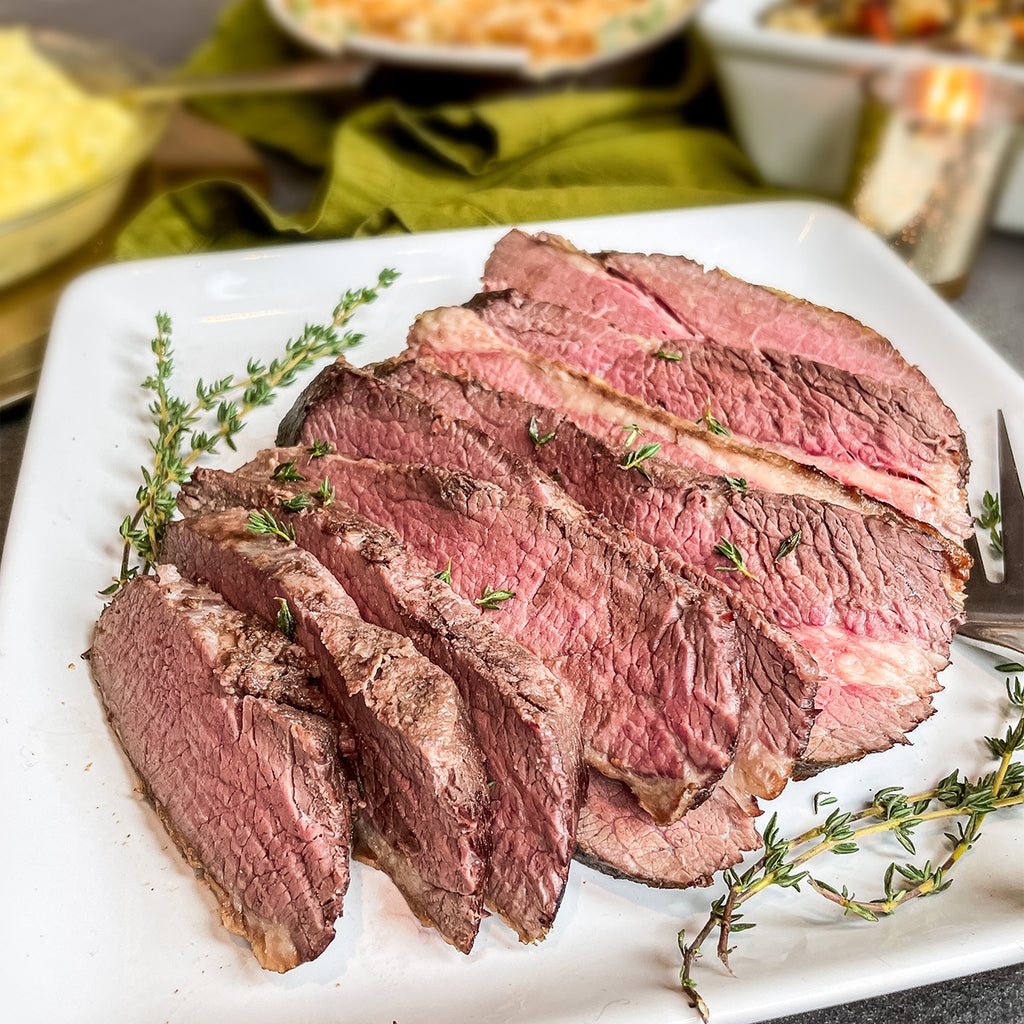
[0,27,172,289]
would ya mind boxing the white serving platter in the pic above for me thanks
[0,201,1021,1024]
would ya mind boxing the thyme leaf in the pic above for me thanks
[433,559,453,586]
[279,492,314,513]
[104,269,397,594]
[775,530,802,562]
[528,415,556,449]
[697,398,730,437]
[722,475,748,494]
[712,537,756,579]
[620,441,661,481]
[621,423,644,448]
[975,490,1003,554]
[306,439,334,458]
[272,460,306,482]
[653,349,682,361]
[247,508,295,543]
[476,585,515,610]
[275,597,296,640]
[316,478,335,507]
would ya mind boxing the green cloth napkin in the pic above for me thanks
[116,0,774,259]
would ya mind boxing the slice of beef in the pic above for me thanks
[89,566,350,972]
[400,311,970,770]
[469,289,969,540]
[277,360,557,510]
[576,769,761,888]
[482,228,687,342]
[197,449,750,826]
[274,356,820,794]
[162,511,490,944]
[405,305,896,521]
[594,244,961,418]
[377,356,965,653]
[170,494,584,944]
[482,229,966,474]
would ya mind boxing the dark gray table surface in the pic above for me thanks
[0,1,1021,1020]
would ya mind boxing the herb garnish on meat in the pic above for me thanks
[620,441,661,480]
[274,597,297,640]
[712,537,755,579]
[247,508,296,543]
[697,398,730,437]
[528,415,556,449]
[279,492,314,513]
[316,479,335,507]
[774,530,802,562]
[272,460,306,482]
[476,585,515,609]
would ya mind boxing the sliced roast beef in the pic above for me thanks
[162,510,491,951]
[194,448,752,825]
[275,356,820,793]
[482,229,967,492]
[89,566,350,972]
[400,310,969,769]
[469,289,969,540]
[375,356,964,650]
[576,770,761,888]
[406,305,896,521]
[172,489,584,944]
[482,228,685,341]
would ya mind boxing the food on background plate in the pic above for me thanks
[90,228,973,972]
[0,27,141,221]
[0,26,167,290]
[271,0,700,69]
[762,0,1024,62]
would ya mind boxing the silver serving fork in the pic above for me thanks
[958,411,1024,656]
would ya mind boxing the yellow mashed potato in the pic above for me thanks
[0,27,140,222]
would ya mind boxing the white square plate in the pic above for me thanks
[1,201,1021,1024]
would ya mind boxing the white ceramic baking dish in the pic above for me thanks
[696,0,1024,232]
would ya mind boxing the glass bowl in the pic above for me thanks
[0,28,173,290]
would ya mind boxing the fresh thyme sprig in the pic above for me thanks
[697,399,730,437]
[433,559,453,586]
[247,508,296,543]
[678,668,1024,1022]
[272,460,306,482]
[476,584,515,610]
[279,492,315,513]
[316,478,335,507]
[722,476,748,494]
[103,270,397,594]
[275,597,297,640]
[976,490,1003,554]
[528,415,556,449]
[775,530,802,562]
[620,441,661,481]
[306,439,334,458]
[712,537,756,579]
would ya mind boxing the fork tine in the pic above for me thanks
[997,410,1023,587]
